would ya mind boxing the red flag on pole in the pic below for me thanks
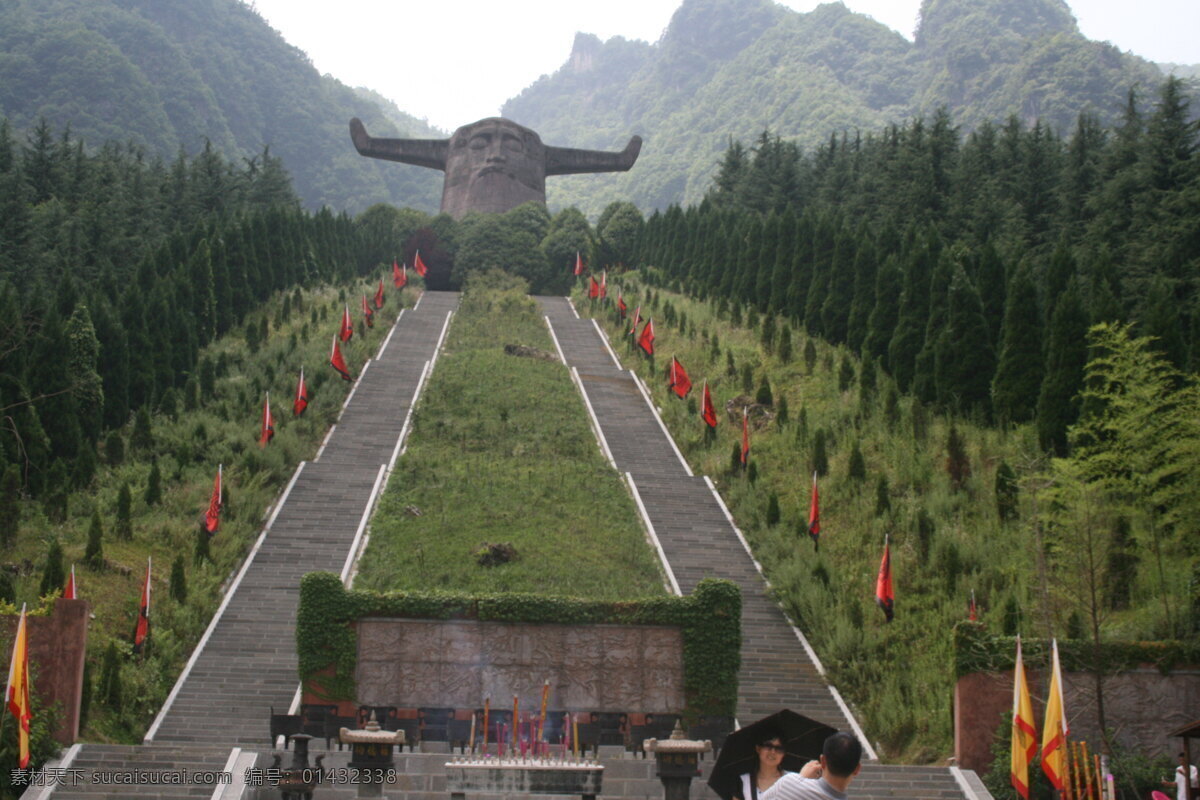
[573,251,584,276]
[701,380,718,429]
[203,465,222,534]
[588,276,600,299]
[259,392,274,447]
[638,318,655,356]
[628,306,641,336]
[600,270,607,299]
[807,472,820,551]
[741,407,750,465]
[339,305,353,343]
[64,565,77,599]
[414,250,428,278]
[374,278,385,310]
[362,294,374,328]
[617,293,627,318]
[393,259,408,288]
[293,368,308,417]
[667,356,691,398]
[875,534,894,622]
[6,603,32,767]
[330,336,352,381]
[133,558,151,653]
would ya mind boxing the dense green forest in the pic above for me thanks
[0,0,443,212]
[502,0,1172,215]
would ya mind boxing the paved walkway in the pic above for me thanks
[37,292,460,799]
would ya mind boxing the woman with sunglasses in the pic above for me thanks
[734,728,792,800]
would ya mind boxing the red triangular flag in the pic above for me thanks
[588,276,600,299]
[133,557,151,652]
[628,305,641,336]
[600,270,607,299]
[330,335,352,382]
[64,565,76,600]
[573,251,584,276]
[876,535,894,622]
[617,292,627,318]
[259,392,274,447]
[701,380,718,429]
[638,318,655,356]
[968,590,977,621]
[667,356,691,398]
[741,407,750,465]
[807,472,820,552]
[339,305,353,343]
[203,465,222,534]
[414,250,428,278]
[293,368,308,417]
[393,259,407,288]
[362,294,374,328]
[374,278,385,310]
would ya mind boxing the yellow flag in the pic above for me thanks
[5,604,32,768]
[1010,636,1037,799]
[1040,638,1069,791]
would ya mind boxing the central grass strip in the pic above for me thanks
[355,272,666,599]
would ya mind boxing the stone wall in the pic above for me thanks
[0,598,89,744]
[354,618,685,712]
[955,665,1200,774]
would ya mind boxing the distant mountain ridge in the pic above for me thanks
[501,0,1166,215]
[0,0,443,213]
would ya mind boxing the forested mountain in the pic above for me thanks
[0,0,443,213]
[502,0,1167,215]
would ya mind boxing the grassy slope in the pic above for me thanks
[356,274,666,599]
[575,274,1047,763]
[5,275,414,743]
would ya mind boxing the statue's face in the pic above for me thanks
[443,118,546,215]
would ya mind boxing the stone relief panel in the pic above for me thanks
[356,619,684,711]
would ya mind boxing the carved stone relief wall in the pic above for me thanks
[356,618,685,711]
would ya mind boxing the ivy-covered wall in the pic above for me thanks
[297,572,741,718]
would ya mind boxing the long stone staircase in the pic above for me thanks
[536,296,992,800]
[28,292,460,799]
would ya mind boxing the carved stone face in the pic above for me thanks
[442,118,547,218]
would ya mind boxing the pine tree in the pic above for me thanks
[934,262,994,419]
[776,395,789,424]
[888,230,936,391]
[116,484,133,540]
[803,339,817,375]
[131,406,154,452]
[766,493,781,526]
[39,538,66,596]
[991,261,1043,424]
[874,475,891,517]
[195,525,211,564]
[0,465,20,548]
[99,641,121,708]
[913,249,953,404]
[144,461,162,506]
[777,324,793,363]
[945,424,970,490]
[755,377,773,406]
[84,511,104,568]
[1036,279,1088,455]
[995,461,1018,522]
[864,255,902,369]
[811,430,829,477]
[846,232,878,353]
[820,227,855,344]
[170,556,188,603]
[847,443,867,482]
[837,356,855,392]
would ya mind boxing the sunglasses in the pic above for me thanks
[758,743,785,752]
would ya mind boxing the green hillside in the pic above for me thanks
[502,0,1164,215]
[0,0,442,213]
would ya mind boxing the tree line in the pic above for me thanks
[636,77,1199,456]
[0,118,381,499]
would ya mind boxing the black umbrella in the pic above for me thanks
[707,710,838,800]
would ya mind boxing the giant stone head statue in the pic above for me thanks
[350,116,642,219]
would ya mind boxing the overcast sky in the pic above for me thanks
[247,0,1199,133]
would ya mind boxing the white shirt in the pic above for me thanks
[1176,763,1199,800]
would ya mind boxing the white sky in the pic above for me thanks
[247,0,1200,133]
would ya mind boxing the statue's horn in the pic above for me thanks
[544,136,642,176]
[349,118,448,171]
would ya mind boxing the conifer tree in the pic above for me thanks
[755,377,773,406]
[837,356,855,392]
[913,249,953,404]
[99,641,121,708]
[170,556,188,603]
[144,461,162,506]
[803,339,817,375]
[131,406,154,453]
[116,484,133,540]
[777,324,792,363]
[766,493,781,526]
[776,395,789,425]
[945,424,970,490]
[811,430,829,477]
[847,443,866,482]
[934,263,994,418]
[874,475,891,517]
[992,261,1043,424]
[888,230,936,391]
[864,255,902,369]
[1036,280,1088,455]
[84,511,104,569]
[820,227,855,344]
[40,538,65,596]
[995,461,1018,522]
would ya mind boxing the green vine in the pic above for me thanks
[298,572,741,717]
[954,621,1200,678]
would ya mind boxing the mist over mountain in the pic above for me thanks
[502,0,1166,215]
[0,0,443,213]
